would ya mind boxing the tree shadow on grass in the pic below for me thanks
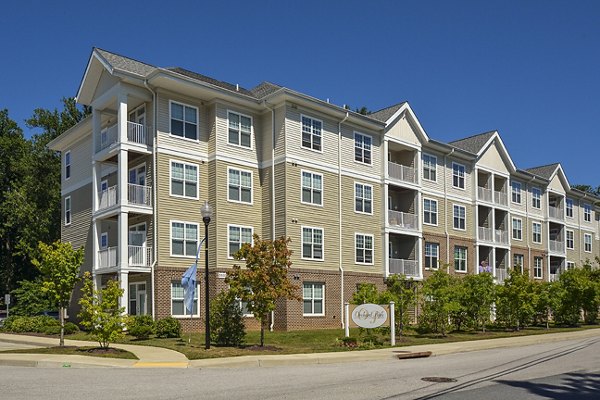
[497,372,600,399]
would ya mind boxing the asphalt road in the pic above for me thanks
[1,336,599,400]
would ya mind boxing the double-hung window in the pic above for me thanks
[171,281,198,316]
[303,282,324,316]
[566,198,574,218]
[511,181,521,204]
[64,196,71,225]
[301,171,322,205]
[532,187,541,209]
[171,221,198,257]
[170,161,198,198]
[355,183,373,214]
[452,163,465,189]
[512,218,522,240]
[584,233,592,252]
[228,111,252,148]
[454,246,467,272]
[228,225,253,257]
[423,198,438,225]
[532,222,542,243]
[354,132,372,164]
[170,101,198,140]
[425,242,439,269]
[566,230,574,249]
[302,227,323,260]
[355,234,374,264]
[453,205,466,230]
[513,254,524,272]
[422,154,437,182]
[65,151,71,180]
[301,115,322,151]
[534,257,543,279]
[228,168,252,203]
[584,204,592,222]
[566,261,575,270]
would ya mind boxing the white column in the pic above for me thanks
[384,233,390,277]
[417,236,423,279]
[118,94,128,143]
[92,220,100,272]
[118,149,128,206]
[93,274,102,293]
[119,271,129,314]
[389,301,396,346]
[92,108,101,154]
[118,211,128,270]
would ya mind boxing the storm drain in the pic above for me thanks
[421,377,457,383]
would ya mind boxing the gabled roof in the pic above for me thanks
[368,102,407,123]
[95,48,156,77]
[525,163,561,180]
[166,67,256,97]
[449,131,497,154]
[250,82,283,99]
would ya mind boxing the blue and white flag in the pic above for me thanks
[182,263,197,315]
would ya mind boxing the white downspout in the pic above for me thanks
[145,80,158,319]
[443,149,454,270]
[338,112,349,328]
[263,100,276,331]
[527,176,534,279]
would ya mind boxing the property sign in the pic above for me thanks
[350,303,389,328]
[4,294,9,304]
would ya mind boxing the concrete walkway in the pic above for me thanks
[1,328,599,369]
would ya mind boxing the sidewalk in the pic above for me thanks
[1,328,599,369]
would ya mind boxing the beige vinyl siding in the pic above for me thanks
[509,178,527,213]
[155,152,207,268]
[566,229,579,263]
[260,167,273,240]
[285,104,338,165]
[526,184,545,218]
[213,160,262,269]
[445,157,472,198]
[512,213,528,246]
[62,184,92,249]
[580,201,595,230]
[215,103,261,163]
[447,200,474,239]
[259,112,272,165]
[422,194,446,236]
[385,114,422,147]
[421,149,443,192]
[341,175,382,274]
[568,198,580,222]
[478,142,510,174]
[155,90,209,154]
[92,70,119,100]
[207,104,216,155]
[274,162,287,238]
[63,136,92,186]
[273,106,286,159]
[340,124,381,177]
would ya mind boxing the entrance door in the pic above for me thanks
[129,223,146,266]
[129,282,147,315]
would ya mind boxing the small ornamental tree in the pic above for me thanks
[495,268,534,330]
[226,235,300,347]
[352,283,390,305]
[32,241,84,346]
[419,269,460,336]
[78,272,126,348]
[210,290,246,347]
[532,281,558,329]
[385,275,418,336]
[10,278,56,316]
[462,272,495,332]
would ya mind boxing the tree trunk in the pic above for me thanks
[260,316,265,347]
[59,306,65,347]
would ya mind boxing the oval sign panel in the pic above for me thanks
[351,303,388,329]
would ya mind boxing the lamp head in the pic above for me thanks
[201,200,213,224]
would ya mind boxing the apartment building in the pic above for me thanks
[49,48,600,331]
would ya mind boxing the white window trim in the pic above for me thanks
[169,160,199,200]
[512,217,523,241]
[227,224,254,259]
[300,169,323,207]
[424,242,440,270]
[566,198,574,218]
[513,254,525,272]
[227,166,253,205]
[566,229,574,250]
[303,282,325,317]
[301,226,324,261]
[584,233,593,253]
[452,204,466,231]
[64,196,71,226]
[511,181,522,204]
[300,114,323,154]
[533,257,543,280]
[454,246,468,273]
[423,198,438,226]
[355,233,374,265]
[65,151,71,180]
[354,131,373,166]
[532,222,542,244]
[171,282,200,318]
[169,220,199,258]
[584,203,592,222]
[566,261,575,269]
[169,100,199,142]
[354,182,373,215]
[532,187,542,209]
[422,153,438,183]
[452,162,466,190]
[227,110,254,150]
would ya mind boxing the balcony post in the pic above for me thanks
[92,108,101,154]
[117,93,128,143]
[119,271,129,314]
[92,220,100,272]
[118,211,128,270]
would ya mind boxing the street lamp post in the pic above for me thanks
[201,200,213,350]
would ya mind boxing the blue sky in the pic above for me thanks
[1,0,599,185]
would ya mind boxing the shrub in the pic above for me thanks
[2,315,59,333]
[63,322,79,335]
[210,290,246,347]
[43,325,61,335]
[155,317,181,338]
[338,337,358,348]
[128,315,155,340]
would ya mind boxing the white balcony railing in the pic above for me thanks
[389,258,419,277]
[98,247,118,269]
[128,245,153,267]
[494,191,508,206]
[549,206,564,220]
[98,185,118,210]
[388,210,418,231]
[128,183,152,207]
[496,268,508,284]
[495,229,509,244]
[549,273,558,282]
[478,187,492,202]
[98,124,119,152]
[127,121,151,146]
[387,162,417,184]
[478,227,493,242]
[549,240,565,253]
[96,122,152,153]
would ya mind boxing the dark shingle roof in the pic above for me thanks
[166,67,256,97]
[368,102,406,122]
[96,48,156,77]
[250,82,282,98]
[448,131,497,154]
[525,163,560,180]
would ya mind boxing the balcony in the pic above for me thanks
[478,227,493,242]
[496,268,508,284]
[549,206,564,221]
[495,229,509,245]
[478,187,492,203]
[97,183,152,212]
[96,122,152,153]
[388,162,417,184]
[549,240,565,253]
[494,191,508,206]
[389,258,419,277]
[388,210,418,231]
[97,245,153,270]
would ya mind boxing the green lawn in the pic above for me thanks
[2,346,138,359]
[64,324,600,360]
